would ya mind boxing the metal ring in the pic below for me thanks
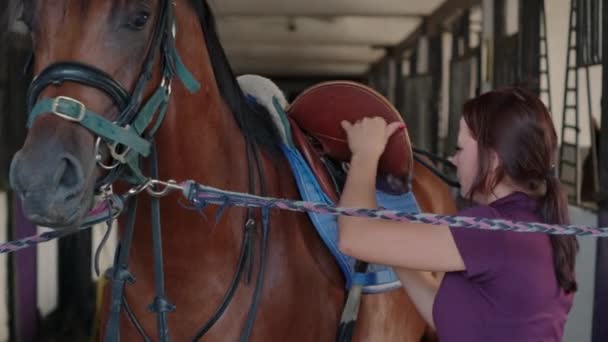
[127,179,154,197]
[160,77,172,95]
[146,179,183,197]
[95,138,120,170]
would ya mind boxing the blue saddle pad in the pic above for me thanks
[281,144,420,294]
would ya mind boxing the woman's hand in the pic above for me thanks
[341,117,405,161]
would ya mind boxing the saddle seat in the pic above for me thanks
[286,81,414,202]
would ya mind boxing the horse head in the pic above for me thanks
[9,0,199,228]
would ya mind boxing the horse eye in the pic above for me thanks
[129,11,150,30]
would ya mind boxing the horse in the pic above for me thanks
[9,0,456,341]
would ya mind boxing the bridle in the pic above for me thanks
[26,0,199,187]
[24,1,269,341]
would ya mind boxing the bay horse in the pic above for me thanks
[9,0,456,340]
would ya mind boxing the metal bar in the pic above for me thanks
[586,64,600,195]
[429,35,443,154]
[541,0,553,111]
[216,13,425,19]
[576,0,584,66]
[559,0,580,204]
[368,0,482,71]
[592,0,608,338]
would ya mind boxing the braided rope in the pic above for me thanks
[0,195,123,254]
[2,178,604,255]
[184,181,608,237]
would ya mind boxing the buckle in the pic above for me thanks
[52,96,86,122]
[108,125,133,164]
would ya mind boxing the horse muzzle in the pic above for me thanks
[9,150,89,228]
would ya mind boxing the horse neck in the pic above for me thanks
[123,5,345,294]
[155,85,249,190]
[155,6,251,194]
[135,9,254,257]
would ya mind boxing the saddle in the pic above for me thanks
[286,81,414,202]
[238,75,420,294]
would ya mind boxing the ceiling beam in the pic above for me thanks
[224,44,383,64]
[221,39,386,48]
[229,56,369,68]
[227,54,378,65]
[211,1,442,18]
[231,61,368,76]
[216,13,425,19]
[400,0,481,52]
[217,17,420,47]
[369,0,482,71]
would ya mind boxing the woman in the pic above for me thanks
[338,87,577,341]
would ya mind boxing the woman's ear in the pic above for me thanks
[485,149,504,189]
[489,150,501,173]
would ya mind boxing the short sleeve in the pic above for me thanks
[450,205,506,281]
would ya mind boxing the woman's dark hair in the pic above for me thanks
[462,87,578,294]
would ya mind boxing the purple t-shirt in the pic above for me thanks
[433,192,574,341]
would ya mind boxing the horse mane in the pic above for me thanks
[188,0,281,154]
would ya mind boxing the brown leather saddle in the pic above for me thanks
[286,81,414,203]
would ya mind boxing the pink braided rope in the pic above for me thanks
[0,195,123,254]
[184,182,607,237]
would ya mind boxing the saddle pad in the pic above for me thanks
[281,143,420,294]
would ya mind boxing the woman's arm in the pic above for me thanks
[337,118,465,272]
[338,117,465,329]
[337,153,448,328]
[393,268,441,330]
[337,154,464,272]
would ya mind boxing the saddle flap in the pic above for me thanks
[289,117,340,203]
[287,81,413,185]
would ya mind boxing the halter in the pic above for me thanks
[26,0,199,187]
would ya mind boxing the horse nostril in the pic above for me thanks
[54,154,84,200]
[59,159,77,189]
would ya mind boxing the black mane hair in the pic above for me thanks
[187,0,281,154]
